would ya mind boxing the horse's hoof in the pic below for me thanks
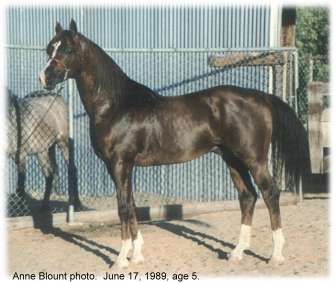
[130,254,144,264]
[269,255,285,265]
[114,258,129,269]
[228,252,243,263]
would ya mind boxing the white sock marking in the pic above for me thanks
[272,228,285,261]
[116,238,132,268]
[131,231,144,263]
[230,224,251,260]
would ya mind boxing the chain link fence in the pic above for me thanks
[296,54,329,127]
[6,89,73,216]
[7,48,300,217]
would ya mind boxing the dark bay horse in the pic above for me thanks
[39,20,310,268]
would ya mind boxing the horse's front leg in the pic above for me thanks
[129,193,144,264]
[107,156,139,269]
[60,138,82,211]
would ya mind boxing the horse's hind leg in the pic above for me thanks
[250,162,285,263]
[59,138,82,210]
[16,155,27,197]
[58,139,69,161]
[225,156,258,262]
[37,145,57,211]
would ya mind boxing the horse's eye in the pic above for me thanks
[64,48,73,54]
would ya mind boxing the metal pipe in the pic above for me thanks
[67,79,75,224]
[5,44,297,53]
[299,176,303,203]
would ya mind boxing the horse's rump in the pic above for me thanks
[7,90,69,156]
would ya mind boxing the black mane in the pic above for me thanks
[79,33,160,106]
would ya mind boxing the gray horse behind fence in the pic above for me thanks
[7,89,81,211]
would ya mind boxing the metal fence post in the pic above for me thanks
[67,79,75,223]
[298,176,303,203]
[308,54,314,83]
[294,51,304,204]
[293,51,298,114]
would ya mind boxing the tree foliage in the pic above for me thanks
[296,7,329,57]
[295,7,329,81]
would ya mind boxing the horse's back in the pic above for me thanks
[7,91,69,157]
[22,92,69,141]
[157,85,272,128]
[132,85,273,166]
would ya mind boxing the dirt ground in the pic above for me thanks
[7,195,329,279]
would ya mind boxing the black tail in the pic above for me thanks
[269,95,311,189]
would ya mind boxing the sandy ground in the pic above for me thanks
[8,195,329,279]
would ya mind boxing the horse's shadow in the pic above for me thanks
[151,220,269,263]
[28,206,268,267]
[32,211,118,267]
[7,191,89,217]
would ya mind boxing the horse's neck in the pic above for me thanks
[75,74,120,120]
[75,37,160,120]
[75,43,127,119]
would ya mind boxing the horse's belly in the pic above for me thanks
[135,112,220,166]
[134,144,215,166]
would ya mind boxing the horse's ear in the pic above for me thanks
[69,19,78,34]
[55,22,63,35]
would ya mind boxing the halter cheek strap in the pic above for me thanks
[53,58,70,81]
[64,69,70,80]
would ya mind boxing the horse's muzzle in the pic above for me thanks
[39,72,55,90]
[39,71,47,87]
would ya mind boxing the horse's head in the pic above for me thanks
[39,19,81,90]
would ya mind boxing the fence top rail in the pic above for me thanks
[6,44,297,53]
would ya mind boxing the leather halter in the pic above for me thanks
[53,58,70,80]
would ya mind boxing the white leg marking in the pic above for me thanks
[39,41,61,87]
[271,228,285,263]
[116,238,132,269]
[230,224,251,261]
[131,231,144,264]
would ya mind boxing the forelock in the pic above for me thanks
[46,31,73,56]
[47,35,60,56]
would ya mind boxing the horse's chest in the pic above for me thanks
[89,124,112,159]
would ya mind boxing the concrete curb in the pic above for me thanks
[7,193,297,230]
